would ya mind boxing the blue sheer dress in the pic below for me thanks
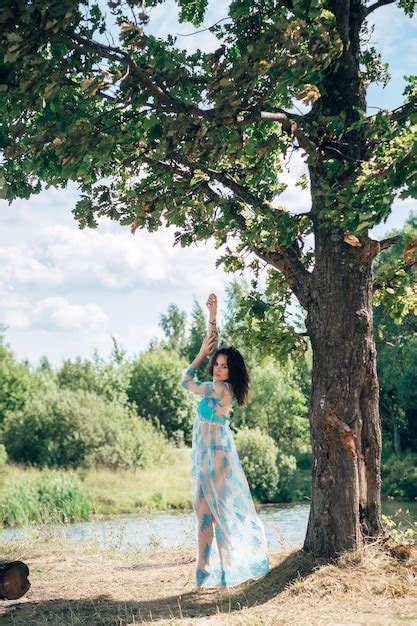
[180,367,269,589]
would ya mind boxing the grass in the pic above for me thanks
[0,529,415,625]
[0,473,92,527]
[0,447,193,527]
[82,446,193,516]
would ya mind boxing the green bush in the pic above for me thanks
[296,450,313,471]
[2,386,171,469]
[382,452,417,499]
[235,427,278,502]
[234,358,309,450]
[0,335,33,424]
[56,341,131,407]
[273,452,298,502]
[128,348,196,444]
[0,472,93,527]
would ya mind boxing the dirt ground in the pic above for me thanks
[1,541,416,625]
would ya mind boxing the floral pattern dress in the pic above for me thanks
[180,367,269,589]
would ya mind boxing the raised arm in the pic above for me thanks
[180,293,222,395]
[180,334,218,396]
[205,293,219,352]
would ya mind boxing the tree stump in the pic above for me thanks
[0,561,30,600]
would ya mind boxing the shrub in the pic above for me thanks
[234,358,309,450]
[0,473,92,527]
[234,427,278,502]
[273,452,298,502]
[2,387,172,469]
[382,452,417,499]
[128,348,196,444]
[56,341,131,407]
[269,448,311,503]
[0,335,33,424]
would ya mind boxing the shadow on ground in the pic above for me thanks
[0,551,316,625]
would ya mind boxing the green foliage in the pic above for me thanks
[0,334,32,424]
[128,348,196,444]
[374,215,417,453]
[159,304,188,354]
[273,452,299,502]
[377,316,417,452]
[0,0,415,366]
[382,509,417,545]
[234,357,309,450]
[222,273,309,361]
[382,452,417,499]
[373,213,417,323]
[0,473,92,527]
[56,338,131,406]
[2,387,150,469]
[234,427,278,502]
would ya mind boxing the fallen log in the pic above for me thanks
[0,561,30,600]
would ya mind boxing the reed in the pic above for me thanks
[0,472,92,527]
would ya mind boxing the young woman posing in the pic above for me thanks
[181,293,269,591]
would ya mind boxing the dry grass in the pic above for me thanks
[83,447,192,515]
[0,529,416,626]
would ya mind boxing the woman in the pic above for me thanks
[180,293,269,590]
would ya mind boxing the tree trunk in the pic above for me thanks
[0,561,30,600]
[303,223,384,558]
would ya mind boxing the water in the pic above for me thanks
[3,501,415,553]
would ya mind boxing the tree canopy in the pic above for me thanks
[1,0,415,335]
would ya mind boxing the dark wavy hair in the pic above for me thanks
[208,347,250,407]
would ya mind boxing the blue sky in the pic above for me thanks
[0,2,416,365]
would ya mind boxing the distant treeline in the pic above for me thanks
[0,222,416,504]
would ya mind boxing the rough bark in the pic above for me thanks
[303,220,384,557]
[298,0,385,557]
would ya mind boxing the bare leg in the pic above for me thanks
[195,492,214,572]
[212,450,232,588]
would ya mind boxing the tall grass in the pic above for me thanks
[0,445,192,526]
[0,472,92,527]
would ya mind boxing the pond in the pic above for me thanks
[2,500,416,553]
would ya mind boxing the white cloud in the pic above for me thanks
[32,297,108,332]
[0,219,231,295]
[275,152,311,213]
[0,246,62,286]
[3,310,31,331]
[368,5,417,61]
[41,223,172,288]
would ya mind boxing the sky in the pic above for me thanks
[0,2,416,366]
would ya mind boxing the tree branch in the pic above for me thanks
[390,97,417,123]
[367,97,417,125]
[379,235,402,251]
[142,155,312,308]
[365,0,396,16]
[61,31,316,154]
[171,152,283,220]
[237,110,316,155]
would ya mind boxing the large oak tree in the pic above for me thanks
[0,0,416,557]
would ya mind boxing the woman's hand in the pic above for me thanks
[205,293,217,317]
[198,334,217,358]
